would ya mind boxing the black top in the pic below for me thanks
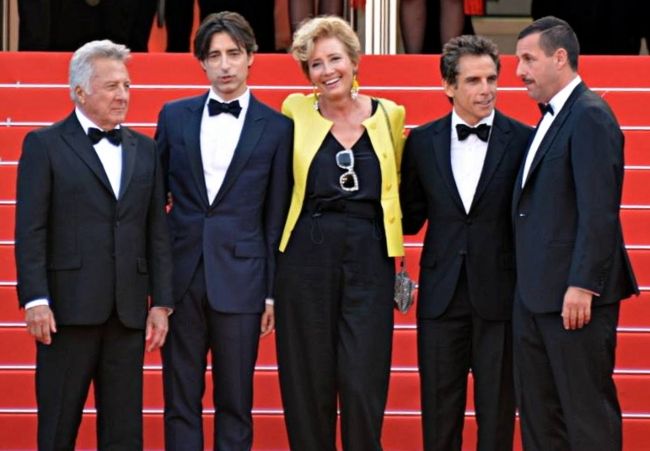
[306,99,381,202]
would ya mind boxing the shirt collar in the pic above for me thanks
[75,107,121,134]
[451,109,495,134]
[548,75,582,117]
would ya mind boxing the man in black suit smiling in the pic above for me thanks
[400,35,531,451]
[15,39,173,450]
[513,16,639,451]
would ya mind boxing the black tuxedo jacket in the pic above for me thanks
[513,82,639,313]
[155,93,293,313]
[15,113,173,329]
[401,110,531,320]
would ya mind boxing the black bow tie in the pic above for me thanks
[208,98,242,118]
[538,103,554,116]
[88,127,122,146]
[456,123,491,142]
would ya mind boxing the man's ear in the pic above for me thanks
[442,79,455,100]
[75,86,86,104]
[554,48,569,69]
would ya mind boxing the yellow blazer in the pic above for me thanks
[279,93,405,257]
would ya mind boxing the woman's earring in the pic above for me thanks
[312,85,319,111]
[351,74,360,100]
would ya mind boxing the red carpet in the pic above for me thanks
[0,52,648,449]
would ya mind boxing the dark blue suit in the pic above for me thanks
[155,92,292,450]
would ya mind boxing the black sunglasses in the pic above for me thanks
[335,149,359,192]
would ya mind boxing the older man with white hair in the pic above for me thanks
[14,39,173,450]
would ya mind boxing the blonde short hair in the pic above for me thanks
[290,16,361,78]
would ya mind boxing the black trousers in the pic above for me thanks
[36,313,145,451]
[513,293,621,451]
[418,268,515,451]
[275,205,395,451]
[162,261,261,451]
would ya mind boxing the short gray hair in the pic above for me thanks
[69,40,130,103]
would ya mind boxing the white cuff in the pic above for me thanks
[265,298,274,306]
[25,298,49,310]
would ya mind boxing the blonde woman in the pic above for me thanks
[274,16,405,450]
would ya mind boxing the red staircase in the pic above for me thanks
[0,52,649,450]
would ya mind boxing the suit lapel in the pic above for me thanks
[524,83,586,188]
[61,113,115,197]
[183,93,210,207]
[512,154,525,213]
[211,94,266,208]
[118,127,136,199]
[432,115,465,213]
[470,110,509,211]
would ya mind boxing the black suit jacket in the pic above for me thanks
[401,110,531,320]
[15,112,173,329]
[155,93,293,313]
[512,82,639,313]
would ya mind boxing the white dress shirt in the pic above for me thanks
[201,88,250,204]
[521,75,582,187]
[76,108,123,198]
[451,110,494,214]
[25,108,123,310]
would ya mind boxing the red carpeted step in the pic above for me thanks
[621,209,650,244]
[4,87,650,129]
[619,292,650,328]
[4,320,650,369]
[3,54,650,88]
[0,204,14,241]
[0,413,298,450]
[2,128,648,167]
[0,246,15,280]
[623,170,650,205]
[1,412,649,450]
[494,90,650,127]
[404,207,650,253]
[0,369,397,411]
[0,325,277,367]
[0,411,523,450]
[628,250,650,286]
[625,131,650,166]
[2,288,649,332]
[392,329,650,368]
[0,286,19,321]
[2,52,650,450]
[2,150,648,211]
[0,127,35,161]
[3,369,650,415]
[1,121,649,167]
[614,332,650,369]
[0,127,155,163]
[0,165,16,201]
[400,247,650,293]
